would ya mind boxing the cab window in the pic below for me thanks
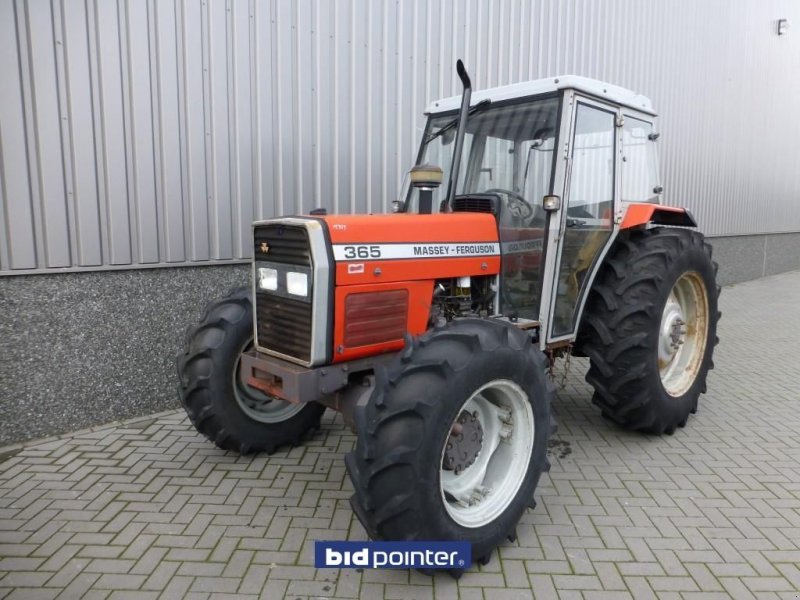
[621,117,660,203]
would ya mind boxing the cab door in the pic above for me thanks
[544,94,622,343]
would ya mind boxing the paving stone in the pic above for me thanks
[1,271,800,598]
[0,571,51,589]
[159,574,193,598]
[6,588,59,600]
[259,578,288,600]
[84,559,135,574]
[93,574,146,590]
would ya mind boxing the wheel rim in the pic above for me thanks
[439,379,535,528]
[658,271,709,397]
[232,339,305,423]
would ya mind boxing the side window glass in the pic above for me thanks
[552,103,615,337]
[621,117,659,202]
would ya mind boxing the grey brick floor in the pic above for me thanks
[1,270,799,599]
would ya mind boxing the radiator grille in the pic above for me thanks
[255,295,313,362]
[254,223,313,363]
[254,224,311,266]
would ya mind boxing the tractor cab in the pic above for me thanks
[403,74,665,342]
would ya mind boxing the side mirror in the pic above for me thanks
[543,195,561,211]
[391,200,406,213]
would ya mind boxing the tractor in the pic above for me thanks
[177,61,719,569]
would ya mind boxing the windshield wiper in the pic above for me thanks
[422,99,492,146]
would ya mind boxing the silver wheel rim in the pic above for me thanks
[439,379,535,528]
[232,339,305,423]
[658,271,709,397]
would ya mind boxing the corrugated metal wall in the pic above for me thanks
[2,0,799,274]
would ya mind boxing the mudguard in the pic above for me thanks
[621,203,697,229]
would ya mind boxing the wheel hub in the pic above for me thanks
[443,411,484,474]
[659,294,686,365]
[439,380,535,528]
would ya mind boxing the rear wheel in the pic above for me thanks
[346,319,555,569]
[577,227,720,434]
[177,286,325,454]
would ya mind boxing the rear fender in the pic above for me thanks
[620,203,697,229]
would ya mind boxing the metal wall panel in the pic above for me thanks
[2,0,799,274]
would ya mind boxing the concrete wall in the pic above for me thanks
[0,265,247,446]
[711,233,800,287]
[2,233,798,446]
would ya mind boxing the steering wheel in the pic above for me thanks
[483,188,533,220]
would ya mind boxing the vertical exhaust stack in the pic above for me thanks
[445,60,472,208]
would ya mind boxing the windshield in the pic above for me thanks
[405,96,560,216]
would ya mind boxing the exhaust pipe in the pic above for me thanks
[444,60,472,208]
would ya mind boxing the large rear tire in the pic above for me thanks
[577,228,720,434]
[346,319,555,569]
[177,286,325,454]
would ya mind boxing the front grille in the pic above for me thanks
[254,223,313,363]
[254,224,311,266]
[451,194,499,215]
[255,294,313,362]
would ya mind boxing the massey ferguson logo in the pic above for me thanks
[259,242,270,254]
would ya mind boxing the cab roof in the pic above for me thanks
[426,75,655,116]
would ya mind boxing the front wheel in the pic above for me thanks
[177,286,325,454]
[345,319,555,568]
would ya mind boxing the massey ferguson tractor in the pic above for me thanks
[178,61,719,571]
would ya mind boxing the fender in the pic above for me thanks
[620,203,697,229]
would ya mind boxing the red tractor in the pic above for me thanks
[178,61,719,569]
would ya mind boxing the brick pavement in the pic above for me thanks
[1,270,799,599]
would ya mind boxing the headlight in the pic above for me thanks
[286,272,309,297]
[257,267,278,291]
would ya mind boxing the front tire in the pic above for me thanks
[345,319,555,567]
[577,228,720,434]
[177,286,325,454]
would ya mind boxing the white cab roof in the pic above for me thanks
[426,75,655,116]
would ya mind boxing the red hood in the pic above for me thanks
[320,212,499,244]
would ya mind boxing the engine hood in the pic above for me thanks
[318,212,501,285]
[321,212,498,245]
